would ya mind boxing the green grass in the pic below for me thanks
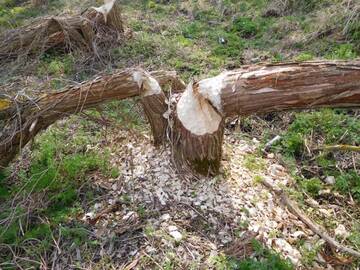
[0,1,42,28]
[269,109,360,201]
[0,117,113,267]
[212,240,293,270]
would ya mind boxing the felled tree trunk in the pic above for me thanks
[0,0,124,60]
[173,61,360,174]
[1,61,360,174]
[0,69,182,169]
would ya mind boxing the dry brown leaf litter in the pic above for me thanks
[79,129,355,269]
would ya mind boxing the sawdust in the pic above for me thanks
[77,128,334,269]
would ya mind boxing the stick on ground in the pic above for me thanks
[261,178,360,258]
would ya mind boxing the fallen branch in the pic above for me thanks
[320,144,360,153]
[261,178,360,258]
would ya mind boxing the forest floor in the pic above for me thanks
[0,0,360,269]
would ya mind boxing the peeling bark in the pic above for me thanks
[172,83,224,175]
[1,60,360,175]
[0,0,124,60]
[208,61,360,116]
[173,60,360,175]
[0,69,175,169]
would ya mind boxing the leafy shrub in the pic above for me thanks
[231,17,258,38]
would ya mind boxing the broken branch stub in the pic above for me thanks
[133,71,168,145]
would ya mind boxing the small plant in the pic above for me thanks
[270,109,360,201]
[295,52,314,61]
[244,154,266,172]
[335,171,360,202]
[211,240,293,270]
[253,175,264,185]
[301,178,323,197]
[212,32,244,58]
[326,44,357,60]
[231,17,258,38]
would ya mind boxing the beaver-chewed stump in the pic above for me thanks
[1,61,360,175]
[0,0,125,61]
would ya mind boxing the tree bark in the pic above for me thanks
[1,60,360,175]
[0,69,180,169]
[31,0,47,6]
[0,0,124,61]
[172,83,225,175]
[171,60,360,175]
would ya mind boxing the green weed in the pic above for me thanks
[301,178,323,197]
[295,52,314,61]
[244,154,266,172]
[0,118,114,267]
[211,240,293,270]
[37,55,75,76]
[231,17,258,38]
[325,43,357,60]
[335,171,360,202]
[270,109,360,200]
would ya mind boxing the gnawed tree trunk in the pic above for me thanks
[1,60,360,174]
[0,69,183,169]
[173,61,360,174]
[0,0,124,61]
[172,83,225,175]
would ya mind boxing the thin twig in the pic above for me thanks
[319,144,360,153]
[261,178,360,258]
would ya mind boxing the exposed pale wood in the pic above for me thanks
[0,69,167,169]
[1,61,360,175]
[175,60,360,175]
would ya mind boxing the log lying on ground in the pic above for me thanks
[1,60,360,175]
[0,0,124,61]
[174,60,360,174]
[0,69,182,169]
